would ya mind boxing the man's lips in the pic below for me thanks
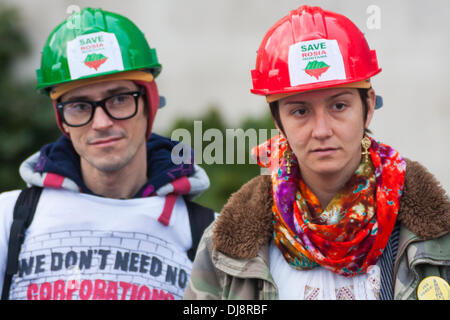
[89,136,123,147]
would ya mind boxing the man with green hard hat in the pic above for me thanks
[0,7,214,300]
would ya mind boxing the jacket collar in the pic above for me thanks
[213,159,450,259]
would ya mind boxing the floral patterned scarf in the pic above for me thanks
[252,135,406,277]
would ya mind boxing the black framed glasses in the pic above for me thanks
[56,88,145,127]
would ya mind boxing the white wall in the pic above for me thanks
[5,0,450,193]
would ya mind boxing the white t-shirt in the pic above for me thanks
[269,241,381,300]
[0,188,193,300]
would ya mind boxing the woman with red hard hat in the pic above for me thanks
[185,5,449,300]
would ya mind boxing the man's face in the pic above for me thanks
[60,80,148,174]
[277,88,375,178]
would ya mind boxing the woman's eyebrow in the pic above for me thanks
[326,90,354,101]
[283,90,354,105]
[283,100,308,105]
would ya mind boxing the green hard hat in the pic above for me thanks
[36,7,161,94]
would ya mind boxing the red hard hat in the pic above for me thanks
[251,5,381,97]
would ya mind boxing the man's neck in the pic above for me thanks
[81,149,148,199]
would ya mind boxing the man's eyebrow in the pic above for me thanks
[61,86,136,102]
[105,86,137,95]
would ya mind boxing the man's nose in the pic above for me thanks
[91,106,114,130]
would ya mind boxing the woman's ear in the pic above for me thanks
[365,88,376,129]
[273,121,283,137]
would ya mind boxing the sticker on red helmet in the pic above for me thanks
[66,32,124,80]
[288,39,346,86]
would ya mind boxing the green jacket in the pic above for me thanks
[184,160,449,300]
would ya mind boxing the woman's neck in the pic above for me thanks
[300,158,361,210]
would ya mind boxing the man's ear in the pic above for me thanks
[62,123,71,137]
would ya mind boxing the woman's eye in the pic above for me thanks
[293,108,308,116]
[333,103,346,111]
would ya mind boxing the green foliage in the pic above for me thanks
[0,3,60,192]
[0,4,29,76]
[165,106,275,213]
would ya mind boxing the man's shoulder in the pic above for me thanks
[0,189,22,206]
[0,189,23,228]
[0,189,21,198]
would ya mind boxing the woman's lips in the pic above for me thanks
[311,147,339,156]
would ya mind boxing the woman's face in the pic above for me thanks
[277,87,375,179]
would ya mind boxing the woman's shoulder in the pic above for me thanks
[211,174,273,259]
[227,174,272,202]
[399,158,449,239]
[404,158,447,192]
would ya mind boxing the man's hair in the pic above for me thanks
[269,88,372,136]
[139,85,149,117]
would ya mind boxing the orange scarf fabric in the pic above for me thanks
[253,135,406,277]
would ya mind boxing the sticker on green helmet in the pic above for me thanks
[67,32,124,80]
[84,54,108,71]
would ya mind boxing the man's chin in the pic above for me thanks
[84,156,130,173]
[99,160,131,173]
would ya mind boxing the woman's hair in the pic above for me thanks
[269,88,372,136]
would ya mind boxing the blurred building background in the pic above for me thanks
[1,0,449,209]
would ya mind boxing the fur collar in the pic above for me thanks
[213,159,450,259]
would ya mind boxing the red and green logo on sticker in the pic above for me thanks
[84,53,108,71]
[304,61,329,80]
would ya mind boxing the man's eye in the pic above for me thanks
[68,103,91,112]
[111,95,129,105]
